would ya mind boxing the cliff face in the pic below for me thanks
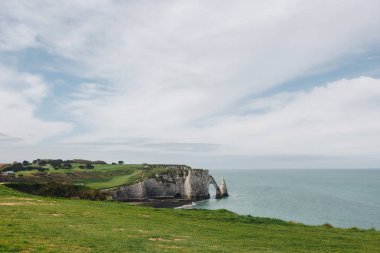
[106,166,222,201]
[109,181,147,200]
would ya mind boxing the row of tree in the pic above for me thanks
[29,159,73,169]
[2,159,127,173]
[2,162,48,173]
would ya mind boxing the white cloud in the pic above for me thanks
[62,77,380,160]
[0,1,380,166]
[0,67,48,102]
[199,77,380,156]
[0,22,37,51]
[0,67,72,144]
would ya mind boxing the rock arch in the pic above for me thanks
[208,175,223,199]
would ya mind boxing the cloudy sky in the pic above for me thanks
[1,0,380,169]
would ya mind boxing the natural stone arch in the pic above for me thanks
[208,175,222,199]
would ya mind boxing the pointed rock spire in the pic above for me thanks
[220,176,228,197]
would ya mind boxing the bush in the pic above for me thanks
[323,223,334,229]
[62,163,72,169]
[86,163,94,169]
[38,160,47,166]
[5,182,108,200]
[79,163,94,169]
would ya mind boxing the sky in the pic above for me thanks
[0,0,380,169]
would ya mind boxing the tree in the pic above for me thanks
[80,163,94,169]
[13,162,23,169]
[50,159,63,168]
[86,163,94,169]
[62,162,72,169]
[118,161,124,165]
[22,160,30,166]
[38,160,47,166]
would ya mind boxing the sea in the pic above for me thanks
[187,169,380,230]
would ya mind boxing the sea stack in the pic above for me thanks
[220,177,229,197]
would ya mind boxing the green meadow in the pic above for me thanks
[14,163,146,190]
[1,184,379,253]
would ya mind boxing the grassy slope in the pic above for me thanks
[15,164,145,189]
[1,185,380,253]
[84,173,139,189]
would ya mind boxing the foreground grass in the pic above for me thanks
[0,185,379,253]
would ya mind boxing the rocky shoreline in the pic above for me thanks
[123,198,194,208]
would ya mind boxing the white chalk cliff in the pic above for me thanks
[105,165,228,201]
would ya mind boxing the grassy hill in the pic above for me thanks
[0,185,380,253]
[7,163,147,189]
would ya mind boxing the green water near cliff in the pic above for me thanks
[191,169,380,229]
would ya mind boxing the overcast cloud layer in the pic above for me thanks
[0,0,380,168]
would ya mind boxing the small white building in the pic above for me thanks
[1,171,15,175]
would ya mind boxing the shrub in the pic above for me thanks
[323,223,334,229]
[5,182,108,200]
[85,163,94,169]
[38,160,47,166]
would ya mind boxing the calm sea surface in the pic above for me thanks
[189,169,380,229]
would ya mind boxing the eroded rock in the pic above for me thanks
[104,165,227,201]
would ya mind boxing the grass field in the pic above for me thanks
[0,185,379,253]
[13,164,146,189]
[84,172,142,189]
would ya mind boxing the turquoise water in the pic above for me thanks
[191,169,380,229]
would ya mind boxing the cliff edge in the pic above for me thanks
[104,164,228,201]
